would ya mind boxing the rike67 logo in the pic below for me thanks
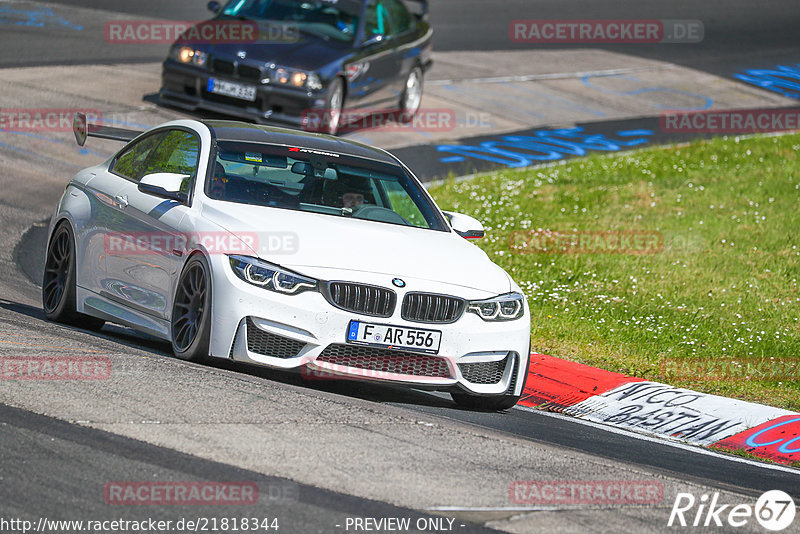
[669,490,795,531]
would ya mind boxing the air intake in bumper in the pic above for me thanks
[245,317,306,359]
[317,344,451,378]
[458,353,514,385]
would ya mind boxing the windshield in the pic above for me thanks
[207,142,446,231]
[220,0,361,42]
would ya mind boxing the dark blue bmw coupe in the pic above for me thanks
[160,0,432,134]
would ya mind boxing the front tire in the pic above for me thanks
[171,255,212,362]
[42,222,105,331]
[321,77,344,135]
[398,66,423,120]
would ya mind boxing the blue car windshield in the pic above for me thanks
[220,0,361,42]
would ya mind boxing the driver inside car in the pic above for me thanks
[342,192,365,210]
[209,162,228,199]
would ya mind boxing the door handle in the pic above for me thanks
[114,195,129,208]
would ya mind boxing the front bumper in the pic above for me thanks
[160,60,323,128]
[208,257,531,396]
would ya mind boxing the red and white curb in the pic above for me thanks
[519,354,800,466]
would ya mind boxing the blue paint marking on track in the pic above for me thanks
[98,117,152,130]
[616,129,654,137]
[2,130,108,158]
[0,140,41,157]
[581,74,712,110]
[734,64,800,100]
[0,5,82,31]
[435,126,656,168]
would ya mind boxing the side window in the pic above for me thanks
[364,0,389,38]
[385,0,412,35]
[380,179,428,228]
[140,130,201,193]
[111,133,165,182]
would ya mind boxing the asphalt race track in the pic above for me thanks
[1,1,800,533]
[3,0,799,74]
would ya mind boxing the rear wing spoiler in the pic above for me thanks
[72,112,144,147]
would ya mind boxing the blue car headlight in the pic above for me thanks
[170,45,207,67]
[271,66,323,90]
[467,292,525,321]
[229,255,317,295]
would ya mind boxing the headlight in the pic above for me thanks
[467,292,525,321]
[275,67,290,84]
[272,66,321,90]
[229,255,317,295]
[172,46,207,66]
[290,71,307,87]
[306,73,323,91]
[177,46,194,63]
[192,50,208,66]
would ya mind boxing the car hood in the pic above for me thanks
[196,30,349,72]
[201,203,512,295]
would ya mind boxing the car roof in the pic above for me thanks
[201,120,398,165]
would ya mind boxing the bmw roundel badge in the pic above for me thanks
[392,278,406,288]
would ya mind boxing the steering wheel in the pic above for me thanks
[352,205,410,225]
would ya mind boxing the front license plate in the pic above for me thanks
[347,321,442,354]
[207,78,257,101]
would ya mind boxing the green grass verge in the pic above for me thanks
[428,134,800,410]
[709,445,800,469]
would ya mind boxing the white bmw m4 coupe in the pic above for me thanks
[43,114,530,410]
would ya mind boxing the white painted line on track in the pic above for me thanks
[514,405,800,475]
[428,67,658,86]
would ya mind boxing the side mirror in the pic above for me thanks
[362,35,385,48]
[443,211,485,239]
[207,1,221,14]
[138,172,189,202]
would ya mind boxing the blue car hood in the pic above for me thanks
[193,28,351,72]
